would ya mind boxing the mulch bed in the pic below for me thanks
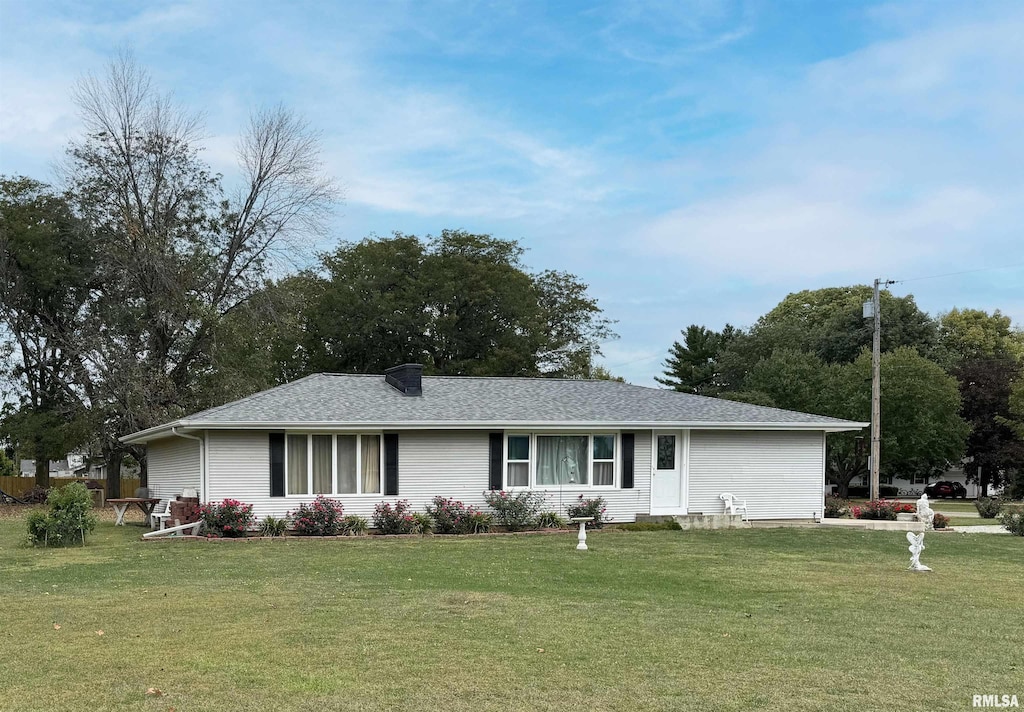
[141,527,621,543]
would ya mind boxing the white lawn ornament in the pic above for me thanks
[569,517,594,551]
[916,493,935,531]
[906,532,932,572]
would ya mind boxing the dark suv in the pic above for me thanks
[924,480,967,499]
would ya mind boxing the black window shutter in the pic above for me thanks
[488,432,503,491]
[621,433,635,489]
[269,432,285,497]
[384,433,399,496]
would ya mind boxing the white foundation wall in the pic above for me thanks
[146,436,202,508]
[205,429,652,524]
[687,430,825,520]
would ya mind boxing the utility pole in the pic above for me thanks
[867,278,894,500]
[870,279,882,501]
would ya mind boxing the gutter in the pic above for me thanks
[123,420,868,444]
[171,427,206,504]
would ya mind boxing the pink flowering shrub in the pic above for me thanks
[483,490,546,531]
[566,495,611,528]
[199,498,254,538]
[372,499,418,534]
[850,499,902,520]
[427,496,491,534]
[289,495,346,536]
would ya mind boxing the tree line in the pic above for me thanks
[658,287,1024,496]
[0,55,614,495]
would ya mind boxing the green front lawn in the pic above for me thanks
[0,511,1021,712]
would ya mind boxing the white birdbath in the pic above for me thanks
[569,517,594,551]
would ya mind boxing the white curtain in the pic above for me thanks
[287,434,308,494]
[536,436,588,485]
[361,435,381,493]
[312,435,332,494]
[336,435,358,493]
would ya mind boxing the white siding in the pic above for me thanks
[687,430,824,520]
[205,429,653,523]
[146,436,201,508]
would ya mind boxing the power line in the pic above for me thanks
[604,351,664,369]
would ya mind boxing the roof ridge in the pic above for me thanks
[317,372,627,383]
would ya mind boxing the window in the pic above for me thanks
[510,434,616,489]
[507,435,530,487]
[656,435,675,470]
[286,433,382,496]
[537,435,589,485]
[593,435,615,486]
[287,434,307,495]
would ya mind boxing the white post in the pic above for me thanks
[576,520,588,550]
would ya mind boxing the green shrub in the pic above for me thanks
[932,512,949,529]
[483,490,546,531]
[999,507,1024,536]
[851,499,898,520]
[617,520,682,531]
[288,496,345,536]
[199,498,254,538]
[426,496,487,534]
[464,510,493,533]
[824,495,850,518]
[372,500,418,534]
[26,482,98,547]
[535,511,567,529]
[339,515,368,536]
[974,497,1003,518]
[566,495,611,528]
[411,512,433,534]
[259,515,289,537]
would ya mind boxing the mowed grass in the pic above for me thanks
[0,512,1022,712]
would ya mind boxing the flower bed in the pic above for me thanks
[851,499,916,521]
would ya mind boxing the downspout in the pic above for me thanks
[171,427,206,503]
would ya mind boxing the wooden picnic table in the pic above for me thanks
[107,498,161,527]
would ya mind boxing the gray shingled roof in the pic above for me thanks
[148,373,861,432]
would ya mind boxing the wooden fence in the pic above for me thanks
[0,476,142,500]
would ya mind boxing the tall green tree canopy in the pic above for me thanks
[659,287,981,496]
[656,324,737,394]
[247,230,615,380]
[954,356,1024,495]
[751,286,937,365]
[0,177,93,486]
[938,308,1024,364]
[834,347,969,482]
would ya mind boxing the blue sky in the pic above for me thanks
[1,0,1022,384]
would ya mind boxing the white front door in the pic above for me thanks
[650,430,685,514]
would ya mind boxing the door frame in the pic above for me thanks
[649,429,688,515]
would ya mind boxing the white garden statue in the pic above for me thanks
[916,493,935,531]
[906,532,932,572]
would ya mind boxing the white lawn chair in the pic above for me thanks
[150,498,174,530]
[720,493,748,520]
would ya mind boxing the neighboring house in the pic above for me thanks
[861,468,1001,498]
[18,457,89,479]
[122,365,866,524]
